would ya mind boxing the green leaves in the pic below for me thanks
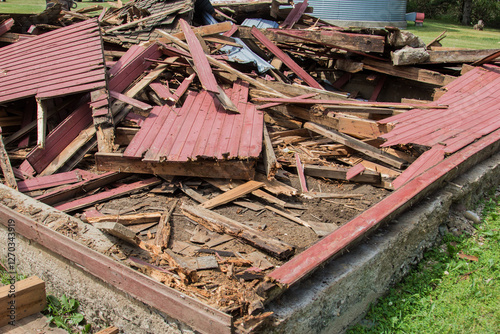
[43,294,89,334]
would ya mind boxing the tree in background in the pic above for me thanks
[407,0,500,28]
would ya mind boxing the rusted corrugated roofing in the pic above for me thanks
[124,81,263,162]
[0,19,106,104]
[379,65,500,155]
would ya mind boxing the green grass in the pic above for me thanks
[0,0,125,14]
[406,19,500,49]
[348,191,500,334]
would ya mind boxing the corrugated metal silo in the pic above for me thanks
[308,0,408,28]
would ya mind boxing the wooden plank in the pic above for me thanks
[173,73,196,101]
[155,199,178,249]
[95,326,120,334]
[109,91,152,111]
[0,276,46,327]
[35,172,126,206]
[149,81,176,101]
[363,58,456,86]
[346,163,366,180]
[262,125,281,180]
[169,21,233,41]
[105,4,186,33]
[294,153,308,192]
[0,201,233,334]
[0,18,14,36]
[96,152,256,180]
[251,27,323,90]
[369,75,387,102]
[265,205,337,236]
[157,30,287,98]
[182,204,294,260]
[304,122,407,169]
[200,180,264,209]
[94,222,138,244]
[237,27,385,53]
[425,49,500,64]
[266,125,500,289]
[36,98,47,149]
[304,165,380,183]
[179,19,218,93]
[54,177,161,213]
[254,173,298,196]
[280,0,308,29]
[17,170,83,193]
[87,212,162,226]
[254,97,446,110]
[0,132,17,190]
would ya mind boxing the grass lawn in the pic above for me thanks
[0,0,128,14]
[348,190,500,333]
[406,19,500,49]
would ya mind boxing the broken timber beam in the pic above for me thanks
[0,130,17,190]
[182,204,294,260]
[262,125,281,180]
[251,27,324,90]
[303,164,380,183]
[362,58,456,86]
[96,152,256,180]
[200,180,264,209]
[87,212,162,225]
[156,29,287,98]
[237,27,385,53]
[304,122,407,169]
[54,177,161,213]
[425,49,500,64]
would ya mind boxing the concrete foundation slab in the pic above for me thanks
[0,151,499,333]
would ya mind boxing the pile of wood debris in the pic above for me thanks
[1,0,499,331]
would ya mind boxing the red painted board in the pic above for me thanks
[110,91,152,111]
[251,27,323,90]
[392,146,445,189]
[295,153,308,192]
[173,73,196,101]
[27,103,92,173]
[346,163,366,180]
[280,0,308,29]
[179,19,219,93]
[54,177,161,212]
[17,170,83,193]
[268,127,500,286]
[0,18,14,36]
[222,24,238,37]
[149,81,176,100]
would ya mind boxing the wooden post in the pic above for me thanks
[0,129,18,190]
[36,98,47,149]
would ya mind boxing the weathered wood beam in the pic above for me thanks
[0,131,17,190]
[251,27,323,90]
[54,177,161,213]
[425,49,500,64]
[363,58,456,86]
[304,122,407,169]
[182,204,294,260]
[303,164,380,183]
[200,180,264,210]
[237,27,385,53]
[262,125,281,180]
[96,152,256,180]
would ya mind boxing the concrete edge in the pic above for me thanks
[263,151,500,333]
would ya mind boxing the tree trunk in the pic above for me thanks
[461,0,473,25]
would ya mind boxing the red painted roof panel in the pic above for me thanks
[126,82,263,163]
[380,65,500,154]
[0,19,106,104]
